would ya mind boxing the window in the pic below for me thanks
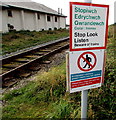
[55,17,57,22]
[37,13,40,19]
[47,15,51,22]
[8,10,12,17]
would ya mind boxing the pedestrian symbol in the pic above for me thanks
[83,54,92,69]
[77,52,97,71]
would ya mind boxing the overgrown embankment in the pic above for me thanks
[3,63,76,119]
[2,24,116,119]
[2,29,69,55]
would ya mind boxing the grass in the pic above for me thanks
[3,63,78,119]
[2,29,69,55]
[2,24,116,119]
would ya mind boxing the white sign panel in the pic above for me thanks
[67,49,105,93]
[70,2,109,51]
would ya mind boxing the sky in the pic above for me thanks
[32,0,115,25]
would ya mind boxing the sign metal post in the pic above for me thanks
[81,1,92,119]
[81,90,88,119]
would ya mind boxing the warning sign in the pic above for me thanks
[78,52,97,71]
[66,50,105,93]
[70,2,109,51]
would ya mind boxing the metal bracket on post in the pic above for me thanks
[84,0,92,3]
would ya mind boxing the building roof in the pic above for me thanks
[0,1,9,7]
[1,1,66,17]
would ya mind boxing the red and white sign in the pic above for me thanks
[77,51,97,71]
[70,2,109,51]
[66,50,105,93]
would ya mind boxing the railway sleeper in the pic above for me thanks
[2,64,18,69]
[19,72,31,78]
[23,55,40,58]
[32,53,44,56]
[15,58,30,63]
[3,80,18,88]
[39,49,51,52]
[41,60,51,64]
[28,66,41,71]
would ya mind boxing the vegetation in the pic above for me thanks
[3,63,75,119]
[2,24,116,119]
[2,29,69,55]
[108,23,116,39]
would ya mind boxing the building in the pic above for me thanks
[0,1,67,32]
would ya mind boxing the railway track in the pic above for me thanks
[1,37,69,87]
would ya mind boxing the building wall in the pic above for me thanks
[0,9,2,32]
[54,16,59,29]
[60,17,66,28]
[1,8,66,33]
[37,13,47,31]
[8,9,22,31]
[46,15,53,30]
[2,9,22,32]
[24,10,36,31]
[2,10,8,32]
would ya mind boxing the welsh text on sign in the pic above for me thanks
[70,2,109,51]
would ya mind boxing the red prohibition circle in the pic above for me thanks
[77,52,97,71]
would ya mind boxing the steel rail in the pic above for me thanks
[1,37,69,86]
[1,37,69,64]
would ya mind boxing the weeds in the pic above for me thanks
[46,100,71,119]
[2,29,69,55]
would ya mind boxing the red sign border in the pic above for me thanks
[70,2,109,51]
[77,52,97,71]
